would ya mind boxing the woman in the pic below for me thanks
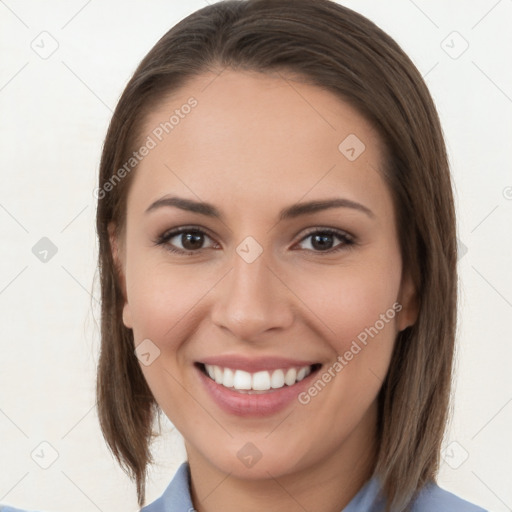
[94,0,488,510]
[0,1,486,511]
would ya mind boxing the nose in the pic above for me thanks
[210,249,294,341]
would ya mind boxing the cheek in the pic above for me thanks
[291,257,402,347]
[125,244,402,354]
[286,255,403,409]
[326,279,400,352]
[289,261,401,439]
[124,253,216,345]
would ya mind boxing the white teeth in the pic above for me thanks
[252,371,271,391]
[270,369,285,389]
[284,368,297,386]
[296,367,307,382]
[203,364,314,391]
[223,367,234,388]
[214,366,223,384]
[233,370,252,390]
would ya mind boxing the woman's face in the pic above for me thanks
[113,70,417,481]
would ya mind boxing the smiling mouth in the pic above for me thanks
[196,362,322,394]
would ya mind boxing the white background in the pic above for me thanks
[0,1,511,511]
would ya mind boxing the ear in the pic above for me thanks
[108,222,133,329]
[396,271,419,332]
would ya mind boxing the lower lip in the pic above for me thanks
[196,365,319,417]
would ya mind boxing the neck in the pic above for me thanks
[186,404,378,512]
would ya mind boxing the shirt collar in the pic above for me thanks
[143,462,385,512]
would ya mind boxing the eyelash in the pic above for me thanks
[153,225,355,256]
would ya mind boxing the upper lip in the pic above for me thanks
[198,355,320,373]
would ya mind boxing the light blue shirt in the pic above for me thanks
[0,462,488,512]
[141,462,487,512]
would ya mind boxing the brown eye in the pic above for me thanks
[310,233,335,251]
[297,229,354,253]
[155,227,217,254]
[180,231,205,250]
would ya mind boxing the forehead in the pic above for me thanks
[128,69,390,219]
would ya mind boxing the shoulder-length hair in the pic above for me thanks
[95,1,457,509]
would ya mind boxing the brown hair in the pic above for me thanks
[95,1,456,509]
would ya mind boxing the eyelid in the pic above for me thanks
[154,225,219,254]
[159,224,216,240]
[155,225,356,255]
[296,226,354,242]
[292,226,355,253]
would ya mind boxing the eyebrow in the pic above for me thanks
[145,195,375,220]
